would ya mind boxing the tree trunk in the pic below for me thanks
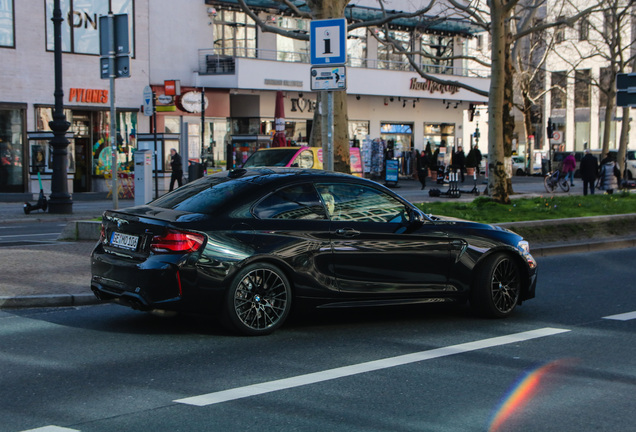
[487,1,511,204]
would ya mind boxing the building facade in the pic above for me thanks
[0,0,490,196]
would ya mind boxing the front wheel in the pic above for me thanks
[223,263,292,336]
[471,253,521,318]
[559,177,570,192]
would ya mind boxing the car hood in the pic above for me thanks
[430,214,514,234]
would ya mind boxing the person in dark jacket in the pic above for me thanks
[452,145,466,182]
[169,148,183,191]
[416,150,428,190]
[579,149,599,195]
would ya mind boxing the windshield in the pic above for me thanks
[150,177,250,213]
[243,149,298,167]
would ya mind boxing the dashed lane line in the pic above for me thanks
[174,327,571,407]
[603,311,636,321]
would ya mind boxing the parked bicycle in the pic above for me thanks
[544,169,570,193]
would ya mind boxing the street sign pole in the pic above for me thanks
[107,12,118,210]
[310,19,346,172]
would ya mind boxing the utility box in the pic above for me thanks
[134,149,153,206]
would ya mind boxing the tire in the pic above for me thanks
[223,263,291,336]
[516,169,525,176]
[471,253,521,318]
[544,175,556,193]
[559,178,570,192]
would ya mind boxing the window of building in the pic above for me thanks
[579,17,589,41]
[0,106,24,192]
[213,9,256,58]
[424,123,455,148]
[377,30,411,70]
[420,34,454,74]
[575,70,591,108]
[604,9,615,40]
[551,71,567,109]
[347,27,367,67]
[275,17,309,62]
[555,16,566,43]
[349,121,369,147]
[45,0,134,55]
[0,0,14,48]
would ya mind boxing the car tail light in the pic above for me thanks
[151,230,205,253]
[100,223,106,242]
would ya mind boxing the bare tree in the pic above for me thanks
[550,0,636,176]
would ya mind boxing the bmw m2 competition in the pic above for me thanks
[91,168,537,335]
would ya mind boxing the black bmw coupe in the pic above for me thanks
[91,168,537,335]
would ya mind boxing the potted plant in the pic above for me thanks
[465,146,481,177]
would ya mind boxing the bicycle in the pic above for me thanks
[544,169,570,193]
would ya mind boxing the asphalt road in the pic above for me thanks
[1,248,635,432]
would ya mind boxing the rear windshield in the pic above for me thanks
[150,177,250,213]
[243,149,298,167]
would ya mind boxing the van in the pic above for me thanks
[242,146,363,177]
[552,150,601,177]
[608,150,636,180]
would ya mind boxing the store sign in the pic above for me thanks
[69,88,108,104]
[178,91,208,113]
[409,78,459,95]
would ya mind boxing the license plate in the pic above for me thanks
[111,232,139,250]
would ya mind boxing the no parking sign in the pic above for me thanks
[550,130,563,144]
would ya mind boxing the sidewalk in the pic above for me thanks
[0,177,632,309]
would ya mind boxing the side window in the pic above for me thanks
[253,183,327,220]
[316,183,407,223]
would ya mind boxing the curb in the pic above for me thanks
[0,293,102,309]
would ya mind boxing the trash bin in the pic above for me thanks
[541,158,549,175]
[188,161,204,182]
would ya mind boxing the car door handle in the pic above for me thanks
[335,228,360,237]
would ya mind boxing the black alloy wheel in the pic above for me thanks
[471,253,521,318]
[223,263,292,336]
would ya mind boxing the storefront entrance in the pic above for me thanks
[72,112,92,192]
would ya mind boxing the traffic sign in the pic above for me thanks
[616,73,636,106]
[310,18,346,65]
[310,66,346,91]
[142,86,153,116]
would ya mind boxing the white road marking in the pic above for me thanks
[20,427,80,432]
[174,327,570,407]
[603,311,636,321]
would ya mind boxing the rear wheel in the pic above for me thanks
[471,253,521,318]
[544,175,556,193]
[223,263,291,336]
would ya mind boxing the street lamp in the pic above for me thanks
[48,0,72,213]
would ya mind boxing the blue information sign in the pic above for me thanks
[385,159,399,184]
[310,18,347,65]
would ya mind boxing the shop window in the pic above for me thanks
[0,0,14,48]
[0,106,24,192]
[45,0,135,56]
[349,121,369,147]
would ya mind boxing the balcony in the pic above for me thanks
[198,48,490,78]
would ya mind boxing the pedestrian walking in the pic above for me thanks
[452,145,466,182]
[579,149,598,195]
[416,150,428,190]
[562,152,576,186]
[598,153,620,194]
[169,148,183,191]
